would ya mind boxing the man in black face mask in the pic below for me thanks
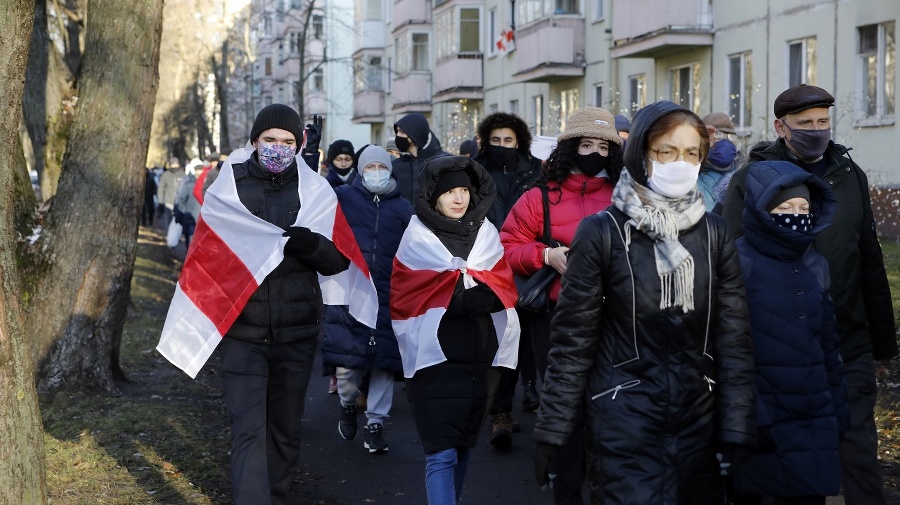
[391,112,451,203]
[471,112,544,450]
[721,84,897,505]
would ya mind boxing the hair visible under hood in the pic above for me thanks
[476,112,533,159]
[623,100,708,187]
[415,156,496,259]
[742,160,836,260]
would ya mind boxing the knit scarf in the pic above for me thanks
[613,170,706,312]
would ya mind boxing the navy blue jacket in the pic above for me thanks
[732,160,850,497]
[322,176,413,373]
[325,165,357,188]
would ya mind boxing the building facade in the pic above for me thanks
[350,0,896,193]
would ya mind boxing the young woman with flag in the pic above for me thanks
[390,156,520,505]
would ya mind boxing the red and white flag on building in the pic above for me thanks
[390,217,520,378]
[156,147,378,378]
[495,27,516,55]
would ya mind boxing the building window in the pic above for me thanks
[858,22,895,119]
[290,32,301,54]
[670,63,701,113]
[313,15,324,39]
[366,0,382,20]
[593,0,603,21]
[263,16,272,37]
[412,33,429,71]
[489,103,499,113]
[367,56,383,91]
[788,37,816,87]
[594,85,603,107]
[265,57,272,76]
[386,57,392,91]
[518,0,550,26]
[311,67,324,92]
[728,52,752,127]
[533,95,544,136]
[509,99,519,115]
[460,8,480,53]
[291,0,302,8]
[555,0,578,15]
[559,89,579,133]
[395,36,408,75]
[292,80,300,102]
[488,9,497,56]
[629,74,646,115]
[278,43,284,66]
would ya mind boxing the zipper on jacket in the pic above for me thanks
[703,375,716,392]
[369,335,376,355]
[581,179,587,197]
[591,379,641,400]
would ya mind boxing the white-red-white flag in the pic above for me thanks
[390,217,520,378]
[156,147,378,378]
[495,27,516,55]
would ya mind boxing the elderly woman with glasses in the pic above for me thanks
[532,100,757,504]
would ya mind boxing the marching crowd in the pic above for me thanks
[155,83,897,505]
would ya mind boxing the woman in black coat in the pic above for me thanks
[390,156,519,505]
[532,100,756,504]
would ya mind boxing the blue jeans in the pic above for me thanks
[425,447,470,505]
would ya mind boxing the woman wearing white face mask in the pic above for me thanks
[322,145,413,454]
[533,100,756,504]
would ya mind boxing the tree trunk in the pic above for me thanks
[215,41,230,152]
[23,0,165,391]
[23,0,76,201]
[0,0,48,502]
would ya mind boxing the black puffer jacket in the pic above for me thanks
[404,156,503,454]
[224,154,350,344]
[720,139,898,361]
[534,101,756,504]
[472,152,542,229]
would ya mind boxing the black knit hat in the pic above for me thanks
[250,104,304,144]
[767,183,810,212]
[327,140,355,164]
[430,170,473,205]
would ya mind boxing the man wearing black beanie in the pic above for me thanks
[221,103,351,505]
[324,139,356,188]
[392,112,451,203]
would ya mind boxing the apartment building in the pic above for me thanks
[226,0,368,154]
[350,0,896,189]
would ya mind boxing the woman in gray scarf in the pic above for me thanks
[532,101,756,504]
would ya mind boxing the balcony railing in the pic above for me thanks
[433,54,483,101]
[513,17,586,82]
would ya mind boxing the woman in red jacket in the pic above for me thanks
[499,106,622,505]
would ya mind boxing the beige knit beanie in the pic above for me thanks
[557,107,623,145]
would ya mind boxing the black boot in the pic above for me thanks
[522,381,539,412]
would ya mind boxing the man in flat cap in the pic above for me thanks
[720,84,897,505]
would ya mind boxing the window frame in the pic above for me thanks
[787,36,817,88]
[669,63,701,114]
[727,51,752,128]
[628,74,646,116]
[856,21,895,125]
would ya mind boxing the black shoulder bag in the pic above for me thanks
[515,186,561,313]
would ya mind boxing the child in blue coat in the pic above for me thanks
[731,160,850,505]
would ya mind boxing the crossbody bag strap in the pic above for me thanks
[540,185,552,245]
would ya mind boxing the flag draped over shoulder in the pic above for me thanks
[390,216,520,378]
[156,148,378,378]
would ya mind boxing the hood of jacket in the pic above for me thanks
[394,113,442,157]
[415,156,496,258]
[622,100,683,186]
[742,160,835,260]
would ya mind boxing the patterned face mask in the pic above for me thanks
[258,141,297,174]
[771,212,814,233]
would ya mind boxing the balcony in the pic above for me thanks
[432,55,483,102]
[391,72,432,113]
[392,0,430,30]
[611,0,713,59]
[354,20,385,52]
[353,90,385,123]
[513,17,586,82]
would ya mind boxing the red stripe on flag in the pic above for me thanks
[468,256,518,309]
[332,204,372,279]
[390,260,458,320]
[180,217,259,335]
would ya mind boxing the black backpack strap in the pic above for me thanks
[539,185,552,245]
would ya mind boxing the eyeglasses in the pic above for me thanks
[713,130,737,142]
[649,146,702,164]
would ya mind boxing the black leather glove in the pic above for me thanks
[462,283,499,314]
[717,444,752,476]
[304,114,322,154]
[283,226,318,256]
[533,442,559,490]
[156,203,165,217]
[173,208,183,224]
